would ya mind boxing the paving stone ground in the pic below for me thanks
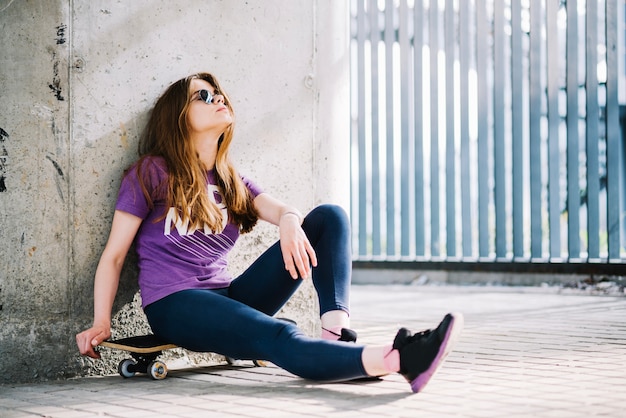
[1,284,625,417]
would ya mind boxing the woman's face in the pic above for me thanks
[186,78,232,139]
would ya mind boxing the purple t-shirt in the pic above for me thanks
[115,156,263,308]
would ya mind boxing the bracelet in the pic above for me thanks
[281,211,302,223]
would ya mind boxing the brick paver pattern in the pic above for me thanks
[1,285,625,417]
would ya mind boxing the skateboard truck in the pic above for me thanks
[118,353,168,380]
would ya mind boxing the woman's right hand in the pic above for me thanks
[76,325,111,359]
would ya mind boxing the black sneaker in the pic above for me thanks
[393,312,463,393]
[339,328,358,343]
[323,327,358,342]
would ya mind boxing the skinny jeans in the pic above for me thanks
[144,204,368,381]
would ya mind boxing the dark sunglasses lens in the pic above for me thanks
[199,89,212,103]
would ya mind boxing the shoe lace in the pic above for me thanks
[409,329,433,342]
[393,328,435,351]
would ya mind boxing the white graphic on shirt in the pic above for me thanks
[164,184,228,236]
[165,231,234,260]
[162,184,233,259]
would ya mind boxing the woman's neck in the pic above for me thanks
[192,135,219,170]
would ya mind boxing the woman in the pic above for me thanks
[76,72,463,393]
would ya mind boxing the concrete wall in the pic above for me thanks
[0,0,350,384]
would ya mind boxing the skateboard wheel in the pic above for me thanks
[118,359,136,378]
[148,360,168,380]
[225,356,239,365]
[253,360,267,367]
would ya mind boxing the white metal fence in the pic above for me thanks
[350,0,626,267]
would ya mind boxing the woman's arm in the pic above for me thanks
[253,193,317,279]
[253,192,303,226]
[75,210,143,359]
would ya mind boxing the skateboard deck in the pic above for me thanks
[100,335,178,353]
[99,334,267,380]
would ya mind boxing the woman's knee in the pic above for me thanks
[305,204,349,229]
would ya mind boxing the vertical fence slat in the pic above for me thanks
[413,0,425,257]
[511,0,524,258]
[429,0,440,257]
[529,0,543,259]
[546,0,561,259]
[370,0,382,256]
[567,0,580,259]
[494,0,506,258]
[476,0,490,258]
[459,0,472,258]
[445,0,456,257]
[606,0,621,260]
[384,0,396,256]
[356,0,368,257]
[586,0,600,259]
[399,0,411,256]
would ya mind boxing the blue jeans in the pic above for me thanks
[144,204,368,381]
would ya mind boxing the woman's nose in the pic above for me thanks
[213,94,225,104]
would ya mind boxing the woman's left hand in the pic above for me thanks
[279,213,317,279]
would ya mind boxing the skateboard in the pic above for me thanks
[99,335,179,380]
[99,319,296,379]
[99,334,268,380]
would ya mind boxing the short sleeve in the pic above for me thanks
[241,175,263,197]
[115,157,168,219]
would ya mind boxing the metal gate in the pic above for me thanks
[350,0,625,269]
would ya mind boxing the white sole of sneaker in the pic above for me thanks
[410,312,464,393]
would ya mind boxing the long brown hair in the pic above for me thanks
[137,72,258,233]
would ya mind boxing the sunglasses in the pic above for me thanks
[196,89,217,104]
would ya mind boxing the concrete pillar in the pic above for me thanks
[0,0,349,383]
[0,0,73,383]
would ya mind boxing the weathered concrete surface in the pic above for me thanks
[0,0,349,384]
[0,0,73,383]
